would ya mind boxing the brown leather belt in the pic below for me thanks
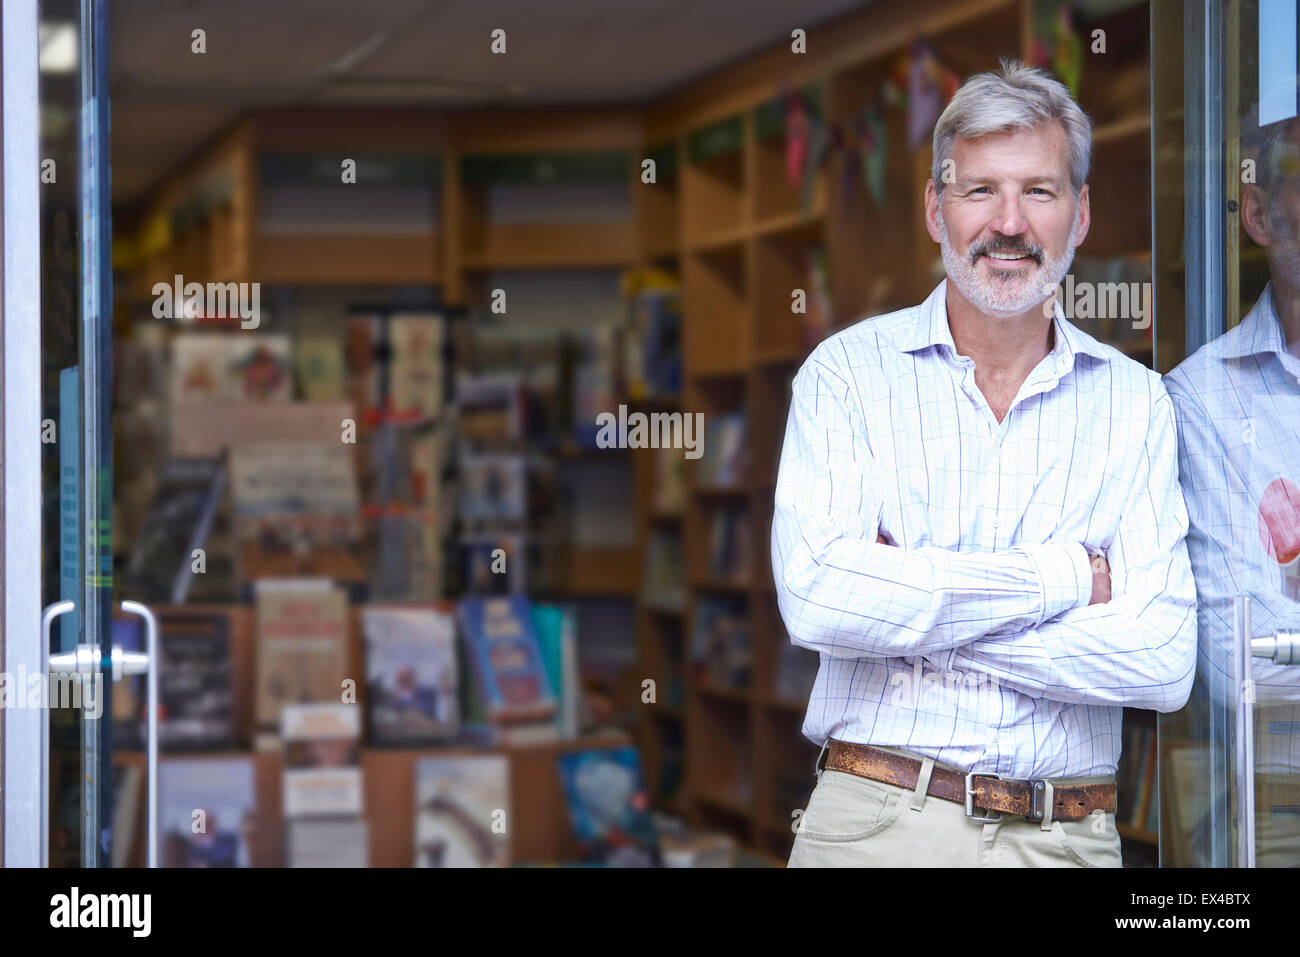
[824,739,1116,823]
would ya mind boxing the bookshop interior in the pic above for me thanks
[6,0,1288,868]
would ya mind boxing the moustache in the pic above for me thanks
[968,240,1043,266]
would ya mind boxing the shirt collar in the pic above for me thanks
[896,279,1115,372]
[1213,282,1291,360]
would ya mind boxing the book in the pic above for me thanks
[157,758,256,868]
[414,756,510,867]
[169,400,355,458]
[172,333,293,403]
[632,287,682,399]
[346,312,384,421]
[653,446,686,515]
[691,596,751,690]
[157,611,235,750]
[556,746,660,867]
[706,507,751,583]
[287,818,369,868]
[228,334,293,401]
[121,456,227,603]
[295,330,346,402]
[573,323,620,448]
[229,440,364,581]
[281,702,363,818]
[458,454,527,524]
[254,581,349,728]
[170,333,231,404]
[642,527,685,611]
[387,314,445,420]
[697,412,747,487]
[460,532,526,594]
[457,596,557,725]
[363,605,459,744]
[530,603,580,737]
[455,372,526,442]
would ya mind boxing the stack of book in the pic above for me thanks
[282,703,368,867]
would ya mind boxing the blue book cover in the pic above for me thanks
[457,596,557,724]
[556,746,660,867]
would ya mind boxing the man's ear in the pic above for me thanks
[924,179,943,244]
[1073,183,1091,249]
[1241,184,1274,247]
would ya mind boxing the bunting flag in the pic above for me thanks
[1050,4,1083,100]
[785,91,811,189]
[801,110,827,213]
[907,39,944,149]
[771,39,958,211]
[1032,0,1083,100]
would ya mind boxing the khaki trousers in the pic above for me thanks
[788,746,1123,868]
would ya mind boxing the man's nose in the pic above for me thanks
[990,194,1028,237]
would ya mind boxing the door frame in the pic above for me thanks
[1,0,46,869]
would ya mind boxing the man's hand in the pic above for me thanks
[1089,550,1111,605]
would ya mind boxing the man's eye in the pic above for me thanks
[1029,188,1051,195]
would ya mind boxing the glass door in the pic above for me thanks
[1157,0,1300,867]
[38,0,114,867]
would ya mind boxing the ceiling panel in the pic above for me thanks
[108,0,870,205]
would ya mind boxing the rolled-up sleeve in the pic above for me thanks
[770,355,1093,660]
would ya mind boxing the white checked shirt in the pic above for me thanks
[1165,283,1300,772]
[771,279,1198,778]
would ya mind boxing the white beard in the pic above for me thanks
[1267,201,1300,288]
[937,203,1080,318]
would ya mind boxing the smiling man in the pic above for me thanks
[772,61,1197,868]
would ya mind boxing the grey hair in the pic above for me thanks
[1244,116,1299,200]
[931,59,1092,196]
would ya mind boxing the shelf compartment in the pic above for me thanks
[254,232,440,284]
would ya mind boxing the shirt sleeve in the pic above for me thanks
[926,386,1198,713]
[1167,384,1300,707]
[770,354,1094,661]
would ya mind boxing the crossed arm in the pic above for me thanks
[770,357,1198,712]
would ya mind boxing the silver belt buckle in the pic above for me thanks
[965,771,1003,823]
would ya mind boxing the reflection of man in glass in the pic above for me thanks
[1164,110,1300,867]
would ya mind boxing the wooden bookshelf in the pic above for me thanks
[112,0,1160,867]
[658,0,1159,863]
[112,731,631,868]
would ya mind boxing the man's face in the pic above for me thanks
[926,121,1089,318]
[1257,122,1300,288]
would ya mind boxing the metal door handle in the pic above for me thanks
[39,600,75,869]
[1251,631,1300,664]
[118,601,159,868]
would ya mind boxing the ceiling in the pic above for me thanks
[106,0,870,207]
